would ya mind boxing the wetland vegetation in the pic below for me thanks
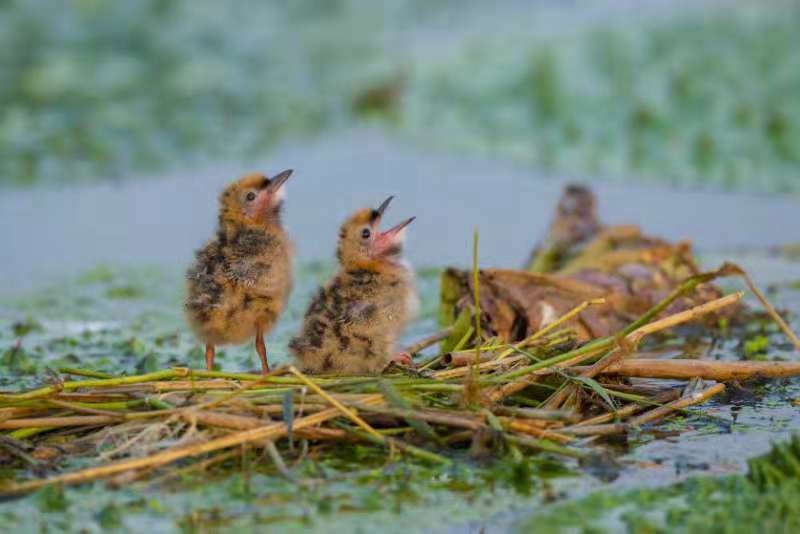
[1,1,798,192]
[2,1,799,532]
[1,253,799,532]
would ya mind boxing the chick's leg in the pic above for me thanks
[255,331,269,374]
[390,352,414,367]
[205,344,216,371]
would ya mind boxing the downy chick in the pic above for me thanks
[525,184,601,272]
[185,170,294,373]
[290,197,418,375]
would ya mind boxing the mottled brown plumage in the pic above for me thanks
[290,197,418,375]
[525,184,602,271]
[185,170,294,373]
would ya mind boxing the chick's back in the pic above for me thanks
[290,267,415,375]
[185,227,293,346]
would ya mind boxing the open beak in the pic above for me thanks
[267,169,293,193]
[371,196,415,257]
[375,195,394,219]
[379,216,416,238]
[249,169,292,219]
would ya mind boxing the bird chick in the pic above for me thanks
[526,184,601,272]
[546,184,600,248]
[290,197,418,375]
[185,170,294,374]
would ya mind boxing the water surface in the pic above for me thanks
[2,129,799,293]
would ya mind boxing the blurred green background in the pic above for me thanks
[1,0,798,191]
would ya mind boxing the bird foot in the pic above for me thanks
[390,352,414,367]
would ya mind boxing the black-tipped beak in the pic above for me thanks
[375,196,394,219]
[267,169,293,192]
[381,216,416,237]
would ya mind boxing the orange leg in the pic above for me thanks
[255,331,269,374]
[205,344,216,371]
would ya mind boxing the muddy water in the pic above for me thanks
[2,128,799,292]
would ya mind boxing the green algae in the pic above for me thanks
[517,436,800,534]
[0,263,441,389]
[744,335,771,360]
[2,264,800,532]
[1,264,559,532]
[2,2,798,194]
[399,3,800,193]
[0,438,574,533]
[0,0,401,187]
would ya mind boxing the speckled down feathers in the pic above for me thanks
[185,225,293,346]
[290,266,416,375]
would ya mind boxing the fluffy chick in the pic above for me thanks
[525,184,601,270]
[290,197,418,375]
[544,184,600,248]
[185,170,294,373]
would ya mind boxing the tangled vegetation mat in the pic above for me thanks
[2,187,799,534]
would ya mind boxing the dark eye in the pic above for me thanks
[246,192,256,202]
[361,228,371,239]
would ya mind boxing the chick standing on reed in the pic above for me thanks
[185,170,294,374]
[290,197,418,375]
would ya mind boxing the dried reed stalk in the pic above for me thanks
[0,395,384,495]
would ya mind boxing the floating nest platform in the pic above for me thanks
[3,186,800,495]
[2,262,799,496]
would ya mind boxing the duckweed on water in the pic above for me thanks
[518,436,800,534]
[4,265,534,532]
[1,265,800,531]
[0,0,400,186]
[0,263,440,389]
[0,455,573,533]
[400,3,800,193]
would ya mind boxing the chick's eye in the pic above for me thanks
[246,192,256,202]
[361,228,371,239]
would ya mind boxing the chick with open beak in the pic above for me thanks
[290,196,419,375]
[185,170,295,374]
